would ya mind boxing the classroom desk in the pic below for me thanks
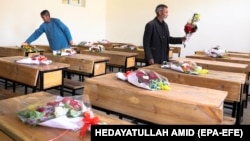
[195,50,250,58]
[0,46,43,57]
[186,54,250,64]
[171,57,250,73]
[142,64,247,124]
[80,50,138,72]
[106,47,174,66]
[108,47,146,64]
[0,92,132,141]
[44,53,110,78]
[0,56,69,96]
[84,73,231,125]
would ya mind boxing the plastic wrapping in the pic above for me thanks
[161,61,208,75]
[17,95,94,131]
[116,69,171,90]
[15,55,52,65]
[204,46,227,58]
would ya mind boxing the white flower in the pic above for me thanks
[54,107,69,117]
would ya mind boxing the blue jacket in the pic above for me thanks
[26,18,73,50]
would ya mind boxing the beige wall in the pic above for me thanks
[106,0,250,56]
[0,0,106,46]
[1,0,250,57]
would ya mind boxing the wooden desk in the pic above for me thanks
[171,57,250,73]
[186,54,250,65]
[80,50,138,72]
[0,46,43,57]
[108,48,145,63]
[142,64,246,102]
[84,73,229,125]
[107,47,174,65]
[70,43,112,54]
[33,45,52,53]
[142,64,246,124]
[0,92,132,141]
[45,53,109,77]
[0,56,69,96]
[195,50,250,58]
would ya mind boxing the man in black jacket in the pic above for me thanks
[143,4,185,65]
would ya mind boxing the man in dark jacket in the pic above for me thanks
[143,4,185,65]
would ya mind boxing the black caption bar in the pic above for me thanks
[91,125,250,140]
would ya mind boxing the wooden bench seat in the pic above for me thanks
[0,88,22,100]
[63,78,84,96]
[222,116,236,125]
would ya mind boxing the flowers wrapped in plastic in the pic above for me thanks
[183,13,201,47]
[116,69,171,90]
[17,95,100,139]
[97,39,110,44]
[89,45,105,52]
[52,48,77,56]
[204,46,228,58]
[161,61,208,75]
[21,45,39,52]
[15,55,52,65]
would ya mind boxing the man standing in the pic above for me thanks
[143,4,185,65]
[23,10,73,54]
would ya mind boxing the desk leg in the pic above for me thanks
[231,102,237,117]
[60,70,65,97]
[39,72,44,91]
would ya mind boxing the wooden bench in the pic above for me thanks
[63,78,84,96]
[0,88,22,100]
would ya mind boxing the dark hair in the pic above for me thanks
[155,4,168,15]
[40,10,50,17]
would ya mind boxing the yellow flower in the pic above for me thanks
[28,104,39,111]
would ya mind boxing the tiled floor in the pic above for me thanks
[1,69,250,125]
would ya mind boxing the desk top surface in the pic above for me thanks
[186,54,250,62]
[86,73,227,108]
[0,92,131,141]
[172,57,249,69]
[81,50,138,57]
[195,50,250,57]
[0,56,70,71]
[143,64,247,84]
[45,53,110,62]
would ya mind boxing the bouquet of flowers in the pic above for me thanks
[89,45,105,52]
[17,96,99,139]
[161,61,208,75]
[21,45,39,52]
[16,55,52,65]
[116,69,171,90]
[204,46,228,58]
[52,48,77,56]
[84,42,94,47]
[97,39,110,44]
[183,13,201,47]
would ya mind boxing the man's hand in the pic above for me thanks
[69,40,74,46]
[22,42,28,46]
[149,59,154,65]
[182,36,187,42]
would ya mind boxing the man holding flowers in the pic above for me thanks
[143,4,186,65]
